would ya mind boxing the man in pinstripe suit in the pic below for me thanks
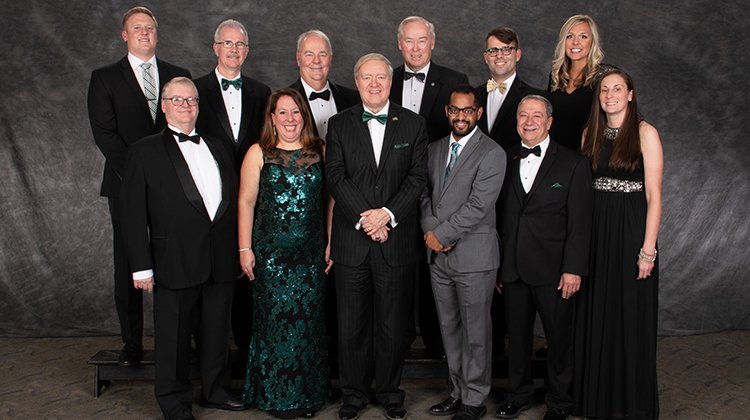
[326,53,428,420]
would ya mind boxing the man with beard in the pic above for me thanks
[420,84,506,420]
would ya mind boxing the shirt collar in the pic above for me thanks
[215,68,241,83]
[300,78,331,96]
[450,126,478,147]
[405,61,431,77]
[521,135,550,157]
[168,124,198,137]
[363,101,390,116]
[127,53,156,72]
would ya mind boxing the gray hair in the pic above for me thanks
[353,53,393,79]
[518,95,553,117]
[161,76,198,97]
[296,29,332,54]
[213,19,248,43]
[397,16,435,40]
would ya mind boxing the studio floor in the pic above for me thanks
[0,331,748,419]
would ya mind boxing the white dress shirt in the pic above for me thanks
[445,126,478,166]
[401,62,430,114]
[127,53,159,98]
[215,68,243,142]
[519,136,550,193]
[301,78,338,139]
[486,72,516,132]
[133,125,223,281]
[357,101,396,228]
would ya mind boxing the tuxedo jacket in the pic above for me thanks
[194,72,271,166]
[119,129,239,290]
[289,78,360,137]
[325,102,428,267]
[420,129,506,273]
[88,56,191,197]
[499,140,592,286]
[475,76,546,152]
[390,62,469,142]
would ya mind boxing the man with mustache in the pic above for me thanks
[88,6,191,368]
[420,84,505,420]
[194,19,271,362]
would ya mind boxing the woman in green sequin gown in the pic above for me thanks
[238,88,333,419]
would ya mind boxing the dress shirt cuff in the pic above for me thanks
[383,207,397,227]
[133,270,154,281]
[355,216,365,230]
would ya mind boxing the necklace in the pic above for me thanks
[604,126,619,140]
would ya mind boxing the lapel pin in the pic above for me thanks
[392,116,398,121]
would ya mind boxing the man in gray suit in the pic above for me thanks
[420,84,506,420]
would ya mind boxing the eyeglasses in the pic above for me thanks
[484,46,517,56]
[162,97,199,107]
[446,106,478,116]
[215,40,249,50]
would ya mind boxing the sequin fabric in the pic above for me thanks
[243,148,328,412]
[593,176,644,192]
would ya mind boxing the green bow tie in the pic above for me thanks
[362,111,387,125]
[221,78,242,90]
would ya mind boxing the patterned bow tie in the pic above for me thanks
[519,145,541,158]
[221,78,242,91]
[309,89,331,101]
[362,111,387,125]
[404,71,426,82]
[170,129,201,144]
[486,79,507,93]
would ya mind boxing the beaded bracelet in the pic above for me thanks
[638,248,657,263]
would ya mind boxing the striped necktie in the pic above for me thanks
[141,62,157,123]
[444,141,461,183]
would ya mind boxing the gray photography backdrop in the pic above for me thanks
[1,0,748,337]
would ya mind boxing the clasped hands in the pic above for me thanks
[424,231,454,253]
[360,208,390,243]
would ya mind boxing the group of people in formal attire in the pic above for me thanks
[88,7,663,420]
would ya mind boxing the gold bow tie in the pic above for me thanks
[486,79,507,93]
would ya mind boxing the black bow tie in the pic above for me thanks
[404,71,426,82]
[309,89,331,101]
[519,145,541,158]
[221,78,242,91]
[170,129,200,144]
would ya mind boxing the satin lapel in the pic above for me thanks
[526,141,557,200]
[476,87,490,133]
[440,131,480,201]
[204,77,234,144]
[237,76,252,145]
[490,78,522,138]
[119,58,152,125]
[161,131,210,220]
[376,106,400,177]
[352,105,378,172]
[420,66,440,119]
[510,152,526,205]
[202,136,230,222]
[390,67,405,105]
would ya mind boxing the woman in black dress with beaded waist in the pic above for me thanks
[578,68,663,419]
[548,14,613,151]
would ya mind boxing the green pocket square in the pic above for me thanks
[551,182,563,188]
[394,143,410,149]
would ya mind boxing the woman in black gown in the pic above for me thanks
[238,88,334,419]
[579,69,663,419]
[548,14,612,151]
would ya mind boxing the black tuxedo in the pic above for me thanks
[325,102,428,407]
[475,77,546,152]
[499,140,592,411]
[390,62,469,142]
[193,71,269,362]
[120,129,238,419]
[88,56,190,345]
[290,78,360,137]
[194,72,271,166]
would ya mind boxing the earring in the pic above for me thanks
[272,125,277,136]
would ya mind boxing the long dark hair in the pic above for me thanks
[582,68,642,172]
[258,87,323,156]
